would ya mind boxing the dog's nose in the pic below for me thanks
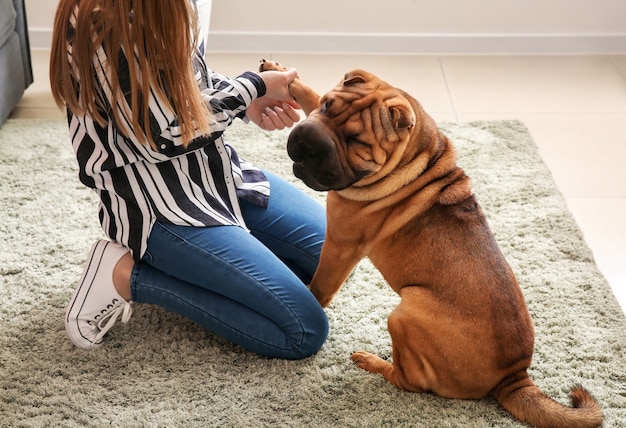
[287,121,333,162]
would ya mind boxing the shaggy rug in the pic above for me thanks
[0,119,625,428]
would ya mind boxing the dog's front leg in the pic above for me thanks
[258,59,320,116]
[310,192,372,307]
[288,80,321,117]
[309,237,363,308]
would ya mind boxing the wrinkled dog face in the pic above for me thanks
[286,70,416,191]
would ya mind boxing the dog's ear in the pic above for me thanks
[343,70,369,86]
[343,75,366,86]
[389,105,415,129]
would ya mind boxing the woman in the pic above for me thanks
[49,0,328,359]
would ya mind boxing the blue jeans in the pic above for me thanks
[129,171,329,359]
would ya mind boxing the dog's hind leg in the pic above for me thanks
[351,351,396,383]
[351,303,432,393]
[351,351,427,393]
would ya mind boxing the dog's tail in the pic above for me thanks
[492,371,602,428]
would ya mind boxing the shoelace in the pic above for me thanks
[94,301,133,343]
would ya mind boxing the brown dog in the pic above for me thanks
[259,60,602,428]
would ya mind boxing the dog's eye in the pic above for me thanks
[320,99,333,114]
[346,136,367,148]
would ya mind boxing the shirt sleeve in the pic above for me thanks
[151,69,267,158]
[203,70,266,120]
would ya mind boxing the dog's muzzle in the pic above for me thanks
[287,121,359,191]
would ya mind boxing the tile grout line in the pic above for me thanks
[437,57,459,123]
[608,56,626,84]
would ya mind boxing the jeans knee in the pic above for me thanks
[288,309,329,360]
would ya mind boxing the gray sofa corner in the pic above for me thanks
[0,0,34,126]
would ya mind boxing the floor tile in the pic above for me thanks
[9,106,65,120]
[611,55,626,81]
[442,56,626,114]
[566,197,626,314]
[18,49,57,109]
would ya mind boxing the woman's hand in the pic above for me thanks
[247,98,301,130]
[247,68,302,130]
[259,68,298,100]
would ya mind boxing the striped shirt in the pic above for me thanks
[65,10,269,260]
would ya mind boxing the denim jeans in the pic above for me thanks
[129,171,329,359]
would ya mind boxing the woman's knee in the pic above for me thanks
[285,306,329,360]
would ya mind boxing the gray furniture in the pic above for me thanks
[0,0,33,126]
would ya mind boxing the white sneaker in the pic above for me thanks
[65,240,133,349]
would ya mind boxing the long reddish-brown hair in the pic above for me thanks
[49,0,212,148]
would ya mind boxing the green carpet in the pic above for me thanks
[1,119,625,427]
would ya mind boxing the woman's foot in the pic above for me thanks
[65,240,133,349]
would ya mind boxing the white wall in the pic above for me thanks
[27,0,626,54]
[210,0,626,33]
[23,0,58,49]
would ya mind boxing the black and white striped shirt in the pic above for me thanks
[65,13,269,260]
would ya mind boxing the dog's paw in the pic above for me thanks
[352,351,392,375]
[351,351,379,368]
[259,59,289,73]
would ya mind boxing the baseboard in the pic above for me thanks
[29,28,626,55]
[28,28,53,50]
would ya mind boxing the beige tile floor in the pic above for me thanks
[11,50,626,315]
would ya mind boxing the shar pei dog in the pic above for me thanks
[259,60,602,428]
